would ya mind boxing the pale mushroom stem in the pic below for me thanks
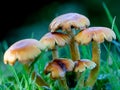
[67,30,82,88]
[52,46,59,59]
[68,30,80,60]
[85,41,100,87]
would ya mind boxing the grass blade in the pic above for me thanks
[7,65,22,90]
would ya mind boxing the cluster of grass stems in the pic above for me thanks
[0,3,120,90]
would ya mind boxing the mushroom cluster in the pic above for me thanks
[3,12,116,89]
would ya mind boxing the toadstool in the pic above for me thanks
[75,27,116,87]
[3,39,48,87]
[44,58,74,79]
[74,59,96,72]
[49,13,90,60]
[4,39,41,66]
[39,32,70,59]
[44,58,74,90]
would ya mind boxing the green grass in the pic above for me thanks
[0,2,120,90]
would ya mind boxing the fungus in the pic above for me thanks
[49,13,90,60]
[3,39,48,87]
[44,58,74,90]
[75,27,116,87]
[49,13,90,88]
[39,32,70,59]
[66,59,96,88]
[74,59,96,72]
[4,39,41,65]
[44,58,74,79]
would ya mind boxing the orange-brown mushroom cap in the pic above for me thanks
[4,39,41,66]
[50,13,90,32]
[75,27,116,45]
[39,32,70,50]
[74,59,96,72]
[44,58,74,79]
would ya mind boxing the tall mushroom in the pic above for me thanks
[49,13,90,60]
[39,32,70,59]
[44,58,74,90]
[75,27,116,87]
[3,39,48,87]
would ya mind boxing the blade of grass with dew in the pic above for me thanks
[102,2,120,41]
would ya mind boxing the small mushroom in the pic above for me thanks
[44,58,74,79]
[74,59,96,72]
[49,13,90,60]
[39,32,70,59]
[4,39,41,65]
[44,58,74,90]
[75,27,116,87]
[3,39,48,87]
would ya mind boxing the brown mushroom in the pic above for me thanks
[50,13,90,32]
[74,59,96,72]
[39,32,70,59]
[44,58,74,79]
[75,27,116,87]
[49,13,90,61]
[44,58,74,90]
[3,39,48,87]
[4,39,41,65]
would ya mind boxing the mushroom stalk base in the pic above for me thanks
[52,46,58,59]
[32,71,49,87]
[85,41,100,87]
[68,30,80,60]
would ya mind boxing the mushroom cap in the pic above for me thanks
[74,59,96,72]
[75,27,116,45]
[44,58,74,79]
[50,13,90,32]
[39,32,70,50]
[4,39,41,65]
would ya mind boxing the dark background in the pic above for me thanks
[0,0,120,45]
